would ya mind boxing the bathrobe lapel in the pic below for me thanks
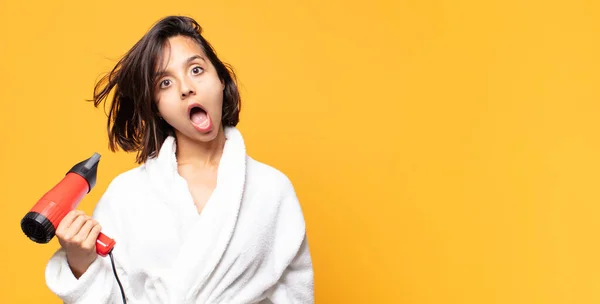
[144,127,246,301]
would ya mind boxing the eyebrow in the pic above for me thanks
[187,55,205,63]
[155,55,206,80]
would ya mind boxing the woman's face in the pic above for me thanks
[154,35,225,142]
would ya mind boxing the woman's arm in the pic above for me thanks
[268,234,314,303]
[44,179,129,303]
[267,178,314,304]
[45,248,127,303]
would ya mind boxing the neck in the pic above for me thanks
[174,126,226,168]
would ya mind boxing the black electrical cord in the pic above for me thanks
[108,251,127,304]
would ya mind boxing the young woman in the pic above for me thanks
[44,15,314,303]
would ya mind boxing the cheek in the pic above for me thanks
[211,91,224,119]
[198,80,225,112]
[155,93,181,120]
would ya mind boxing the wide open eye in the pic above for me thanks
[160,79,172,88]
[191,66,204,75]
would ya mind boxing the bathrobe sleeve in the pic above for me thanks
[267,179,315,304]
[44,178,129,304]
[268,235,314,303]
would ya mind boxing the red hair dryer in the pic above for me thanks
[20,153,116,257]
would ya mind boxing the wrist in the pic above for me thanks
[66,252,97,279]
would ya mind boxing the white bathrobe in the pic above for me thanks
[45,126,314,303]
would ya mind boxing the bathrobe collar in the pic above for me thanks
[143,126,246,298]
[149,126,246,186]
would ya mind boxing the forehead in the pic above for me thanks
[157,36,207,69]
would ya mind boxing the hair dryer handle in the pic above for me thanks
[96,232,116,257]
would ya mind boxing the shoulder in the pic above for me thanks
[102,165,145,195]
[246,156,296,197]
[245,156,306,221]
[244,157,309,252]
[91,164,148,220]
[92,164,150,214]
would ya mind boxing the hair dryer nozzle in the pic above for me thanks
[68,152,101,193]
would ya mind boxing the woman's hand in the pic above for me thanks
[55,210,102,279]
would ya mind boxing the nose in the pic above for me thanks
[180,78,195,99]
[181,88,195,98]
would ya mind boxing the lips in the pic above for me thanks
[187,103,213,133]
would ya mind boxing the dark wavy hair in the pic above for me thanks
[91,15,241,164]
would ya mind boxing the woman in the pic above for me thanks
[44,15,314,303]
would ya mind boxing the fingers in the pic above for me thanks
[54,210,104,257]
[76,218,97,241]
[67,215,89,240]
[82,223,103,251]
[56,210,85,236]
[56,210,98,245]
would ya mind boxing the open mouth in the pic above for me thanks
[188,104,212,132]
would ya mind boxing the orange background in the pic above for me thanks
[1,0,600,303]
